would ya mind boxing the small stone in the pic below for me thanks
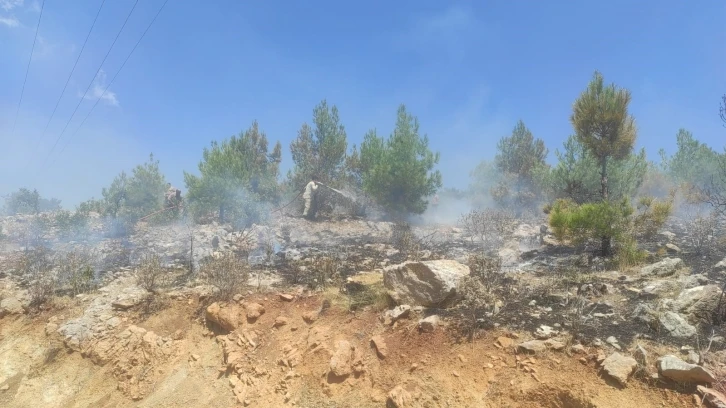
[191,354,200,361]
[279,293,294,302]
[601,352,638,386]
[517,340,547,354]
[371,335,388,359]
[571,344,586,354]
[274,316,289,328]
[496,336,514,348]
[418,315,440,333]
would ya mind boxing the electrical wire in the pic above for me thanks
[57,0,170,157]
[37,0,107,141]
[41,0,140,166]
[10,0,45,137]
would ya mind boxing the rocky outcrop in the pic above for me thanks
[383,260,469,307]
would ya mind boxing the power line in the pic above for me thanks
[41,0,140,166]
[38,0,107,142]
[10,0,45,137]
[57,0,170,157]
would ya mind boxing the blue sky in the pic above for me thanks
[1,0,725,207]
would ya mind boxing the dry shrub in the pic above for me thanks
[56,248,97,296]
[17,248,57,307]
[136,254,166,293]
[311,252,343,291]
[200,252,249,301]
[390,221,433,261]
[632,193,675,240]
[456,255,503,342]
[391,221,418,255]
[458,208,515,250]
[682,205,719,254]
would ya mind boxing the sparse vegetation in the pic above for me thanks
[458,208,516,251]
[56,249,96,296]
[199,252,250,301]
[456,255,503,342]
[136,254,166,293]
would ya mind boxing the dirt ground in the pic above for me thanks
[0,288,699,408]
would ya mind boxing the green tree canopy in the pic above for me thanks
[184,121,281,225]
[658,128,721,188]
[97,154,169,235]
[288,100,348,191]
[544,135,647,204]
[571,71,637,201]
[359,104,442,216]
[494,120,548,184]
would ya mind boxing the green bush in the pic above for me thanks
[53,210,90,240]
[549,195,672,260]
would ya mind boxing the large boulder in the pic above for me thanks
[383,260,470,307]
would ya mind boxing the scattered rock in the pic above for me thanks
[672,285,722,322]
[274,316,289,328]
[111,294,146,310]
[497,336,514,348]
[601,353,637,386]
[387,385,413,408]
[302,310,319,324]
[639,258,684,277]
[205,302,241,332]
[370,335,388,359]
[418,315,440,333]
[714,258,726,273]
[518,340,547,354]
[634,345,648,367]
[244,303,265,322]
[658,355,716,384]
[0,297,24,317]
[571,344,586,354]
[383,305,411,324]
[697,385,726,408]
[279,293,294,302]
[383,260,469,307]
[45,322,59,336]
[659,311,697,338]
[544,339,566,351]
[534,325,557,339]
[665,243,681,254]
[640,280,682,299]
[329,340,355,378]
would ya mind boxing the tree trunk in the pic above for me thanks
[600,157,611,256]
